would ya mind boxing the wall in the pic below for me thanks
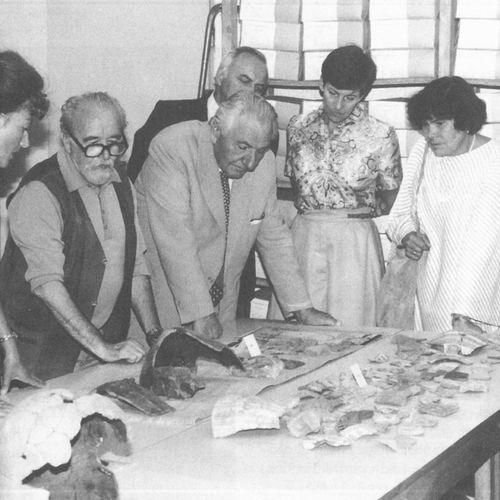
[0,0,210,170]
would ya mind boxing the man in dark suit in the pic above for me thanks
[128,46,271,319]
[127,46,269,182]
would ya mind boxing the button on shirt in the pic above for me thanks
[8,149,149,329]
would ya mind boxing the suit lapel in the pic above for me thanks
[198,127,226,231]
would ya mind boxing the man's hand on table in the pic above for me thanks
[100,339,146,364]
[191,313,223,339]
[292,307,340,327]
[1,338,45,395]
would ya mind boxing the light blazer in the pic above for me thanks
[136,120,310,329]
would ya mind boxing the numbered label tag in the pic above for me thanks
[350,363,367,388]
[243,334,261,357]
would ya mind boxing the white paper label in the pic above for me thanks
[243,334,262,357]
[350,363,367,387]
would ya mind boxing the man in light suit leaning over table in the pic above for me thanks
[136,90,339,339]
[128,46,277,321]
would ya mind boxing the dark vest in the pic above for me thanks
[0,154,137,379]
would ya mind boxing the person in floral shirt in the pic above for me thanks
[284,45,402,327]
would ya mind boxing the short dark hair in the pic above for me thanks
[321,45,377,98]
[407,76,486,134]
[0,51,48,119]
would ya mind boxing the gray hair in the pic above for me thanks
[214,46,268,87]
[60,91,127,135]
[212,90,278,142]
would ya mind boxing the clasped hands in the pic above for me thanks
[401,231,431,261]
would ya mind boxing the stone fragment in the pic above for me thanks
[304,343,335,356]
[459,381,488,393]
[375,389,410,407]
[211,395,284,438]
[336,410,374,432]
[470,365,491,381]
[418,397,459,417]
[280,358,305,370]
[237,356,285,378]
[340,422,378,440]
[149,366,205,399]
[379,435,416,452]
[96,379,174,416]
[369,353,389,364]
[286,409,322,437]
[397,423,424,436]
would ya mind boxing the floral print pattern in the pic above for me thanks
[285,102,402,212]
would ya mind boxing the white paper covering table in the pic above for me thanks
[110,326,500,500]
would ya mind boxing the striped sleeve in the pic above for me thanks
[386,137,426,245]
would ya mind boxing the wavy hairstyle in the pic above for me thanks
[407,76,486,134]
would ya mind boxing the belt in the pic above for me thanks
[347,212,373,219]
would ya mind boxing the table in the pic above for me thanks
[6,321,500,499]
[106,324,500,500]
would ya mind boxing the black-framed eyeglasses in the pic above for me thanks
[67,131,128,158]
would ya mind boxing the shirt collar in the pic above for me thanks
[207,93,219,120]
[319,101,368,128]
[57,148,121,193]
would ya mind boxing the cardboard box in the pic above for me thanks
[261,49,302,79]
[369,0,436,19]
[370,19,436,49]
[371,49,436,78]
[458,19,500,50]
[302,20,367,50]
[240,21,302,51]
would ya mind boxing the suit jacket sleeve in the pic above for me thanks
[141,128,214,324]
[254,157,312,316]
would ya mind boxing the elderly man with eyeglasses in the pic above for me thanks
[0,92,162,380]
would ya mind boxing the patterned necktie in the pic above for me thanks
[220,171,230,231]
[209,171,231,306]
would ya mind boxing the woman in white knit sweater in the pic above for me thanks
[387,76,500,333]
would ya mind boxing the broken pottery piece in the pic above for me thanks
[435,385,458,399]
[418,396,459,417]
[302,434,352,450]
[336,410,374,432]
[375,389,410,407]
[211,395,284,438]
[231,355,284,378]
[140,328,243,389]
[96,379,174,416]
[149,366,205,399]
[379,435,416,452]
[373,412,401,427]
[286,409,322,437]
[280,358,305,370]
[470,365,491,381]
[427,353,472,365]
[459,381,488,393]
[443,371,469,381]
[369,353,389,364]
[397,422,424,436]
[304,343,335,356]
[340,422,378,440]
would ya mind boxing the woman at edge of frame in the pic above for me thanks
[272,45,402,327]
[387,76,499,334]
[0,50,47,396]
